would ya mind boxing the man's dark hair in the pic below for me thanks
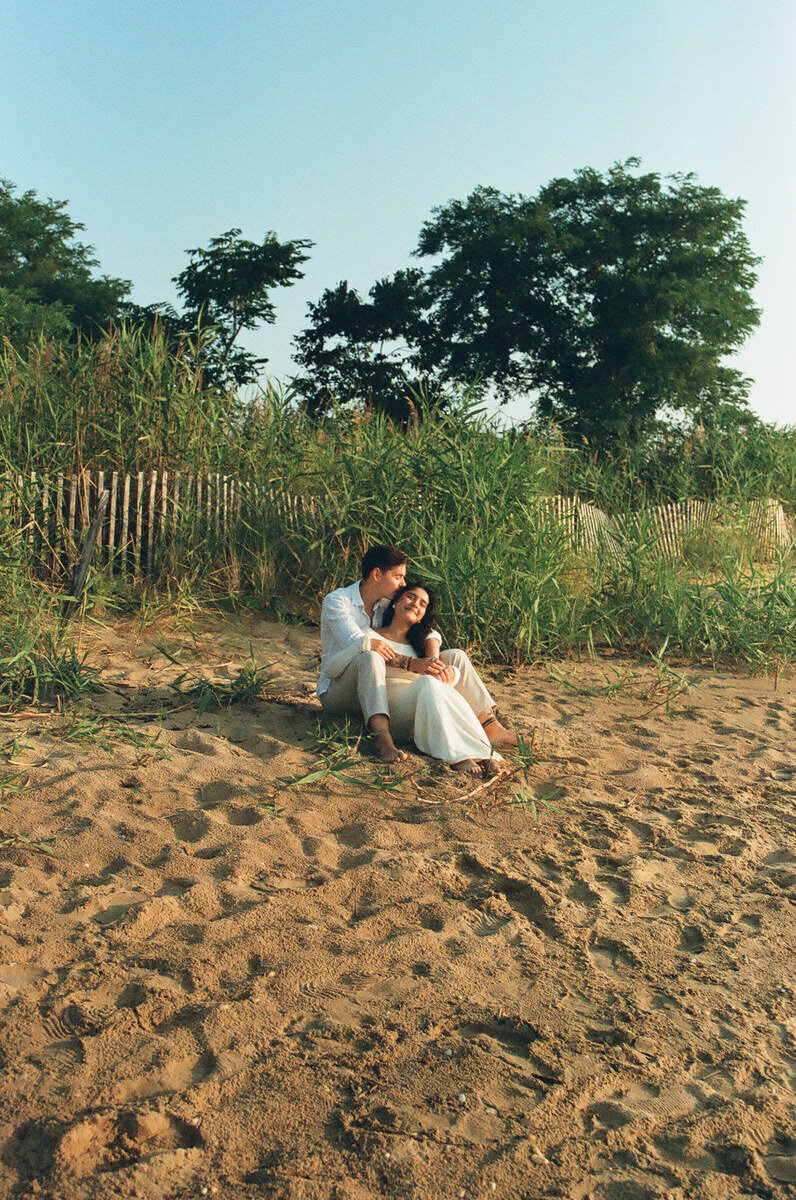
[361,544,408,580]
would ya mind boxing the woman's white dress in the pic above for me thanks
[381,637,500,765]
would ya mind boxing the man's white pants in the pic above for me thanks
[319,647,494,725]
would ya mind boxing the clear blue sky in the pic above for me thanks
[2,0,794,424]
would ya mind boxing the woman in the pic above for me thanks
[377,582,501,776]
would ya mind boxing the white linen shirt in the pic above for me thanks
[316,581,390,697]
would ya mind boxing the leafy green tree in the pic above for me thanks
[0,179,130,344]
[174,227,312,387]
[416,160,761,443]
[296,160,760,441]
[292,269,432,419]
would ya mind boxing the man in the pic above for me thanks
[317,545,516,763]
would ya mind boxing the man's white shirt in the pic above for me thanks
[316,582,389,697]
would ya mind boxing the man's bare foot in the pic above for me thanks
[373,732,407,763]
[483,719,517,748]
[481,758,503,777]
[451,758,481,775]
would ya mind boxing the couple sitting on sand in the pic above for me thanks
[316,545,517,775]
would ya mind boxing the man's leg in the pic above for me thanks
[320,651,407,762]
[439,648,517,747]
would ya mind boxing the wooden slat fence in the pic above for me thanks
[1,469,313,579]
[2,471,793,578]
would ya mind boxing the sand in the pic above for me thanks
[0,612,794,1200]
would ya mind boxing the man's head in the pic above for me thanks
[360,544,408,600]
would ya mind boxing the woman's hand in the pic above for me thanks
[411,657,453,681]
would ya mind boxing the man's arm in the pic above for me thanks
[321,591,395,677]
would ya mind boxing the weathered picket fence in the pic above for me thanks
[2,469,793,578]
[532,495,793,557]
[1,469,311,578]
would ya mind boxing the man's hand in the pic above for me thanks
[410,657,454,682]
[369,637,395,662]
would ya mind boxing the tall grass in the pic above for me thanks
[254,403,796,667]
[2,327,795,669]
[0,324,249,474]
[0,488,97,707]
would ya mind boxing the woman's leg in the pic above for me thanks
[439,648,517,748]
[391,675,502,767]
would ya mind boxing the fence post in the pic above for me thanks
[147,469,157,571]
[108,471,118,567]
[96,471,105,554]
[63,489,110,619]
[134,471,144,578]
[68,475,78,553]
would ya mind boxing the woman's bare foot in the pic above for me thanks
[373,731,408,763]
[481,758,503,777]
[483,719,517,748]
[451,758,481,775]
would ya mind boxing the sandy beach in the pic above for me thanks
[0,612,793,1200]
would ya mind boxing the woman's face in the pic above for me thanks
[397,588,430,624]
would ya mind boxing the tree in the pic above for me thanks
[174,227,312,387]
[0,179,130,344]
[292,269,433,419]
[295,160,761,441]
[416,161,761,443]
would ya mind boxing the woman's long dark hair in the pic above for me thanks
[381,582,440,657]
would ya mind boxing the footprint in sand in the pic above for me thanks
[594,873,630,904]
[222,806,263,827]
[564,871,628,923]
[166,811,211,843]
[156,878,196,898]
[457,855,558,935]
[61,886,148,925]
[678,924,707,954]
[111,1049,217,1104]
[616,815,657,844]
[173,730,230,757]
[566,879,600,906]
[755,851,796,892]
[337,849,377,871]
[762,1136,796,1186]
[470,893,518,937]
[0,964,47,998]
[55,1109,203,1178]
[587,935,641,980]
[585,1082,700,1139]
[334,822,373,849]
[457,1018,558,1096]
[418,907,445,932]
[652,1132,718,1171]
[196,780,239,808]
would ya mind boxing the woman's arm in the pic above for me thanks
[424,632,442,657]
[423,632,457,684]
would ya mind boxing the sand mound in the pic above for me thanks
[0,614,793,1199]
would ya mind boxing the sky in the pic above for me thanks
[2,0,794,426]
